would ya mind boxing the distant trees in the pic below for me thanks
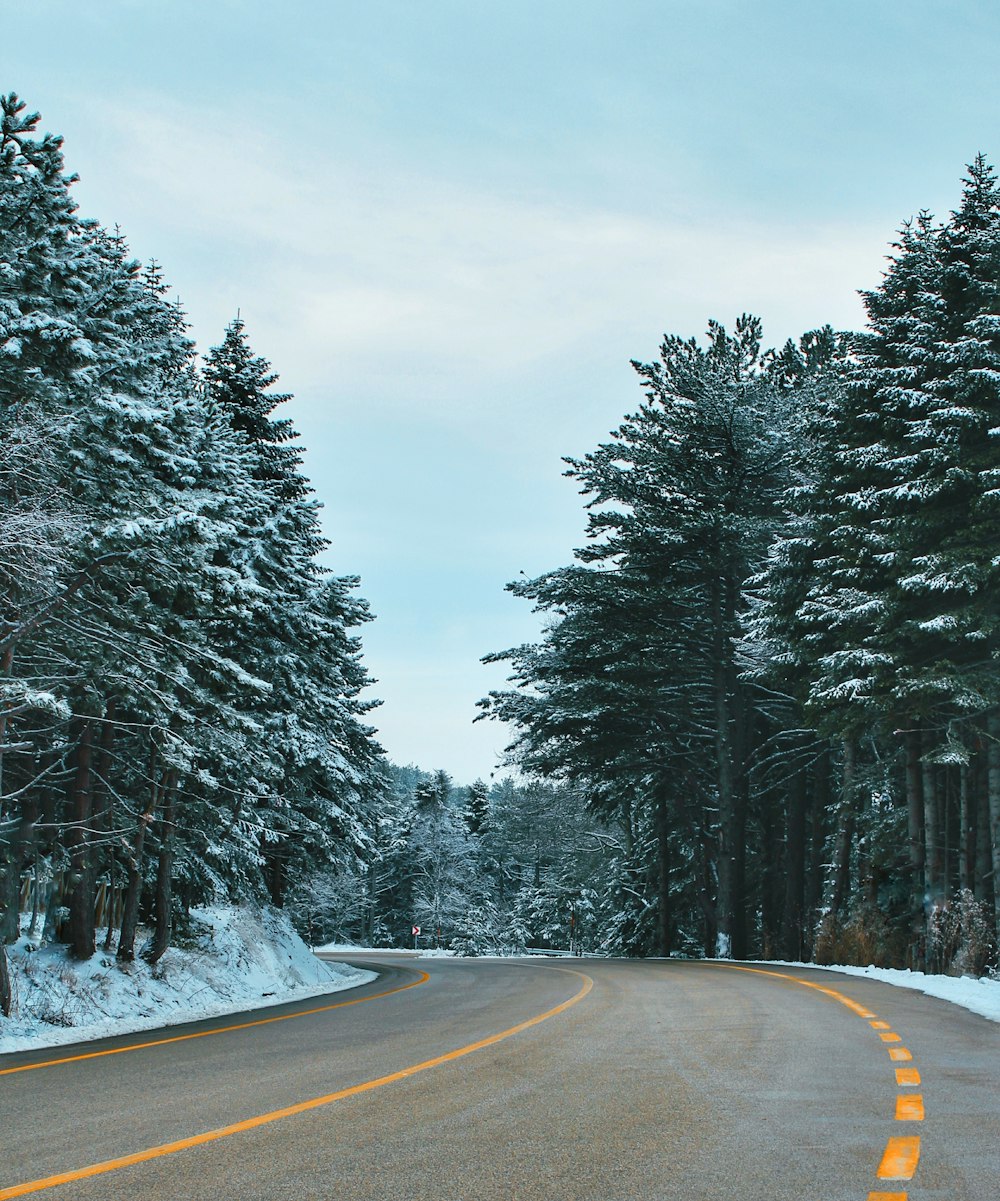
[481,160,1000,973]
[0,94,384,1013]
[291,765,610,955]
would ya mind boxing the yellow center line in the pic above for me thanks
[870,1020,891,1029]
[895,1068,920,1087]
[868,1192,907,1200]
[0,968,593,1200]
[879,1031,902,1043]
[888,1046,913,1062]
[0,971,431,1077]
[877,1136,921,1180]
[894,1095,924,1121]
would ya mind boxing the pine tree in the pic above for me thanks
[484,317,793,957]
[203,317,385,910]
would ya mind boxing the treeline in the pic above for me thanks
[481,159,1000,974]
[288,767,616,954]
[0,95,384,1015]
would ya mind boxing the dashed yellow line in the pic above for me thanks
[895,1094,924,1121]
[702,962,924,1198]
[0,968,593,1199]
[877,1135,921,1179]
[0,971,430,1077]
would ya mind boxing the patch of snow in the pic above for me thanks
[0,905,377,1056]
[312,941,455,959]
[759,959,1000,1024]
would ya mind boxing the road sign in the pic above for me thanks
[412,925,421,935]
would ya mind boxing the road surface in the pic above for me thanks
[1,956,997,1200]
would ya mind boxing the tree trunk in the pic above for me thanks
[975,754,993,909]
[0,940,10,1017]
[959,761,973,895]
[781,762,808,961]
[67,717,96,960]
[904,727,927,969]
[1,787,39,947]
[758,784,781,960]
[904,727,926,908]
[802,749,829,960]
[655,792,671,957]
[922,740,943,905]
[144,771,178,965]
[0,819,20,945]
[118,749,160,963]
[829,738,857,916]
[712,574,746,959]
[987,710,1000,941]
[0,643,19,944]
[92,700,116,948]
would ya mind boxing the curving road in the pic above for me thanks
[1,956,997,1200]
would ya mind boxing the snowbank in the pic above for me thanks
[313,941,455,958]
[0,905,377,1056]
[759,959,1000,1024]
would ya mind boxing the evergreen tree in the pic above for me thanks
[203,317,385,910]
[483,317,794,957]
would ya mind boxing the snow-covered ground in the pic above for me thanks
[0,906,376,1056]
[758,959,1000,1024]
[314,941,456,958]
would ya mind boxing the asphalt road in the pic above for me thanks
[1,956,997,1200]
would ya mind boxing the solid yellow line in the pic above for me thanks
[0,972,430,1077]
[895,1068,921,1087]
[894,1094,924,1121]
[868,1193,907,1200]
[700,962,876,1017]
[877,1136,920,1179]
[0,968,593,1200]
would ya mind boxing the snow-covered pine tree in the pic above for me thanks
[203,318,385,910]
[483,317,793,958]
[741,328,854,958]
[780,162,1000,953]
[462,779,491,836]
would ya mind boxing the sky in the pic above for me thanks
[6,1,1000,782]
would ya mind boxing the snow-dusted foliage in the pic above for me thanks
[0,94,384,1016]
[482,162,1000,970]
[284,765,613,956]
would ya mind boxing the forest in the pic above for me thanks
[0,94,384,1015]
[2,92,999,1019]
[480,162,1000,974]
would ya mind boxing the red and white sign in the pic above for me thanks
[412,925,421,936]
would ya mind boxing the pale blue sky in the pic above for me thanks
[8,1,1000,780]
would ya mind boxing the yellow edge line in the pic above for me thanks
[0,968,593,1200]
[0,971,431,1077]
